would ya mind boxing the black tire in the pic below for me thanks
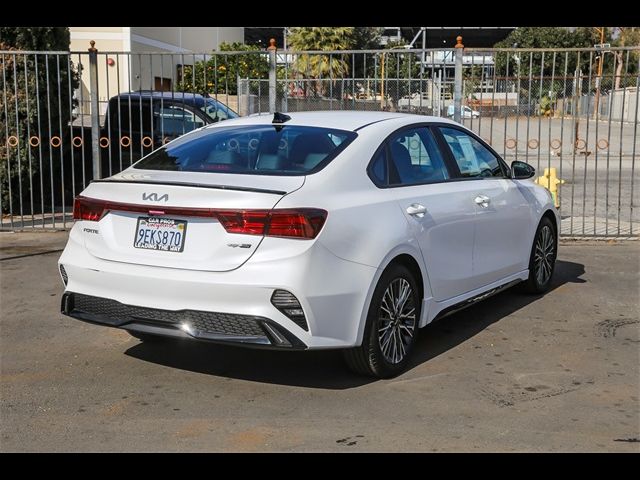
[521,216,557,294]
[343,263,421,378]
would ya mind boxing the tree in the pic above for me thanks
[176,42,268,96]
[353,27,383,50]
[287,27,356,96]
[611,27,640,90]
[494,27,599,79]
[0,27,79,215]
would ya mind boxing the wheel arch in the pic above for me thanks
[354,246,431,346]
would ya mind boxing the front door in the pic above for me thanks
[437,126,533,289]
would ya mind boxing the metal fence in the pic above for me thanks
[1,43,639,237]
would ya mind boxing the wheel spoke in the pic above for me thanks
[399,323,414,337]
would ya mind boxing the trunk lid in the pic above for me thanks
[79,170,304,272]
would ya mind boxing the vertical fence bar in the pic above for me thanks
[88,42,101,181]
[127,53,133,166]
[77,53,86,189]
[604,51,616,235]
[630,58,639,236]
[105,52,112,176]
[547,52,556,207]
[55,55,66,227]
[569,52,581,236]
[513,51,520,160]
[12,54,24,225]
[116,53,123,172]
[24,54,35,227]
[478,51,485,143]
[2,53,14,228]
[536,52,545,174]
[489,51,497,146]
[453,36,463,123]
[45,54,55,228]
[558,51,569,223]
[66,55,75,209]
[35,55,45,226]
[504,53,510,160]
[0,54,6,228]
[525,52,533,166]
[582,52,593,236]
[593,52,602,236]
[617,50,630,235]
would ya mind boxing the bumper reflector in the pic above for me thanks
[271,289,308,331]
[59,264,68,286]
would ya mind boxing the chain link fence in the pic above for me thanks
[1,45,639,237]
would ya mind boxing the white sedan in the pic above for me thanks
[58,111,558,378]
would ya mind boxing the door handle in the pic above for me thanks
[474,195,491,208]
[406,203,427,217]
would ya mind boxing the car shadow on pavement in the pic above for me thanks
[124,259,585,390]
[406,259,586,372]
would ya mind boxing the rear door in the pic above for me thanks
[437,126,533,288]
[371,125,477,302]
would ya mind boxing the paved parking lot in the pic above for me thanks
[0,231,638,452]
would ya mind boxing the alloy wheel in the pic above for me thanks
[377,278,417,364]
[534,225,555,285]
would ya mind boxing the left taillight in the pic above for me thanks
[73,196,105,221]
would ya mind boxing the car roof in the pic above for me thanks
[112,91,227,107]
[205,110,460,132]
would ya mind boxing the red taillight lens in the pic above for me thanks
[216,210,270,235]
[217,208,327,239]
[267,209,327,239]
[73,196,106,221]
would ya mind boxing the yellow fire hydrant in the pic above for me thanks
[534,167,565,208]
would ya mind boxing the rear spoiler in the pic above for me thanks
[91,179,286,196]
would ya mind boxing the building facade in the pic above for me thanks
[69,27,244,113]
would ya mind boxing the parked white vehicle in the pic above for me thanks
[59,111,558,378]
[447,104,480,118]
[397,92,432,112]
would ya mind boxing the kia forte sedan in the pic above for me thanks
[58,111,558,378]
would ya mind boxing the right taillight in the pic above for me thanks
[266,209,327,239]
[217,208,327,240]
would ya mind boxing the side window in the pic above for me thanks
[369,147,387,185]
[388,127,449,186]
[156,105,204,137]
[213,107,228,121]
[439,127,504,178]
[114,100,152,134]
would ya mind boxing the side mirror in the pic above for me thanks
[511,160,535,180]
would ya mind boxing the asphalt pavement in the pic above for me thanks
[1,231,638,452]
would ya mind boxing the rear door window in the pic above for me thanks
[387,127,450,186]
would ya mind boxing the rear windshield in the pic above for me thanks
[133,125,357,175]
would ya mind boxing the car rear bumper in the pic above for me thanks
[58,225,379,349]
[61,291,306,349]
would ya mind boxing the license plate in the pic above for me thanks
[133,217,187,252]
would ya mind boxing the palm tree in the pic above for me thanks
[287,27,355,96]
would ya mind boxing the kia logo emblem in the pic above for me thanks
[142,192,169,202]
